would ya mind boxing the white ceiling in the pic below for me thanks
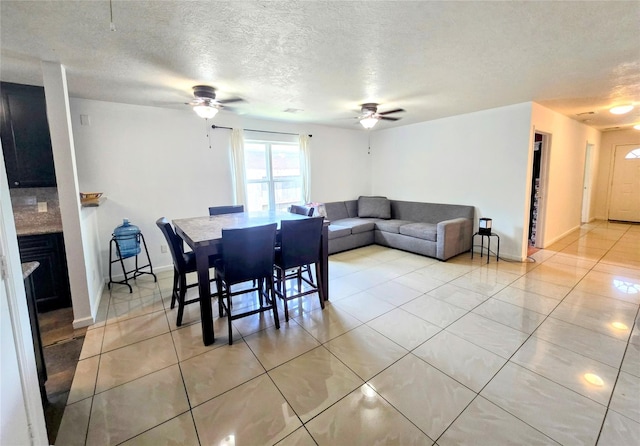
[1,1,639,131]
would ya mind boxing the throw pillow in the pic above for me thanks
[358,196,391,219]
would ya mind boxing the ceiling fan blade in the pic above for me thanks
[380,116,401,121]
[219,105,240,113]
[217,97,245,104]
[378,108,405,116]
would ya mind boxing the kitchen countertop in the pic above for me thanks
[22,261,40,279]
[14,210,63,236]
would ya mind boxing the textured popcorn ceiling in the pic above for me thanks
[1,0,639,130]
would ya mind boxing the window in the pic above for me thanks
[244,140,302,212]
[625,148,640,159]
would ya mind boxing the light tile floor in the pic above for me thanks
[56,220,640,445]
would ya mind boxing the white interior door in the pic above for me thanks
[609,144,640,222]
[1,150,49,445]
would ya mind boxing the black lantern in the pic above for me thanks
[479,218,492,235]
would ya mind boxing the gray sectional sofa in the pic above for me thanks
[324,196,474,260]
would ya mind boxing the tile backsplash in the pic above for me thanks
[10,187,63,234]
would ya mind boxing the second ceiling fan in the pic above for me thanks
[358,103,405,129]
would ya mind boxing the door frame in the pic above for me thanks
[528,131,551,249]
[581,142,595,223]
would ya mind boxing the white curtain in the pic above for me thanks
[230,128,247,207]
[299,134,311,203]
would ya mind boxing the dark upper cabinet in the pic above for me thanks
[1,82,57,188]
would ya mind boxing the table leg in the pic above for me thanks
[320,224,329,300]
[496,235,500,262]
[195,249,215,345]
[480,234,484,258]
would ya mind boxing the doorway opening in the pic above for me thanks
[528,132,549,255]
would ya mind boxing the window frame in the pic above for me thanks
[244,139,302,212]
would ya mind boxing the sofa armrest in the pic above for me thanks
[436,218,473,260]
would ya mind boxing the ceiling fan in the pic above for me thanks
[187,85,243,119]
[358,103,405,129]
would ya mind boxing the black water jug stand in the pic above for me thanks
[108,232,156,293]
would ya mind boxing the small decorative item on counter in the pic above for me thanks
[80,192,103,206]
[113,218,141,258]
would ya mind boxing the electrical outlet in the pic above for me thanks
[160,245,168,253]
[37,202,47,213]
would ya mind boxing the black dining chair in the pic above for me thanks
[274,217,325,321]
[209,205,244,216]
[289,204,314,217]
[214,223,280,344]
[156,218,217,327]
[287,204,315,282]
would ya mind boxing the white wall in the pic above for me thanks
[371,103,533,260]
[370,102,603,259]
[70,98,370,278]
[531,103,601,245]
[80,206,104,316]
[593,129,640,219]
[42,63,96,328]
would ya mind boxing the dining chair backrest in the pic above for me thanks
[209,205,245,216]
[156,217,188,271]
[289,204,314,217]
[278,217,324,270]
[220,223,277,285]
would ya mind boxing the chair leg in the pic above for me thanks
[268,276,280,329]
[216,277,224,318]
[275,268,282,292]
[305,264,313,284]
[279,270,289,322]
[170,270,179,309]
[226,286,234,345]
[176,274,187,326]
[258,278,265,307]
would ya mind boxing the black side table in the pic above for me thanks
[471,232,500,264]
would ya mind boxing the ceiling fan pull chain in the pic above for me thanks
[109,0,116,31]
[206,119,212,149]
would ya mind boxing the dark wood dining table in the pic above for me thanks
[173,210,329,345]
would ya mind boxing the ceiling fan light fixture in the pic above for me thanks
[360,116,378,129]
[193,104,219,119]
[609,105,634,115]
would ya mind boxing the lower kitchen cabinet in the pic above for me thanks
[18,233,71,312]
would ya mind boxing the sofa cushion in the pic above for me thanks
[358,196,391,219]
[399,222,438,241]
[391,200,475,224]
[328,225,352,239]
[374,219,413,234]
[324,201,350,221]
[345,200,359,218]
[331,218,378,234]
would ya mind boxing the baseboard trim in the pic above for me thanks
[73,315,94,329]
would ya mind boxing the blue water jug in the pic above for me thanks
[113,218,141,259]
